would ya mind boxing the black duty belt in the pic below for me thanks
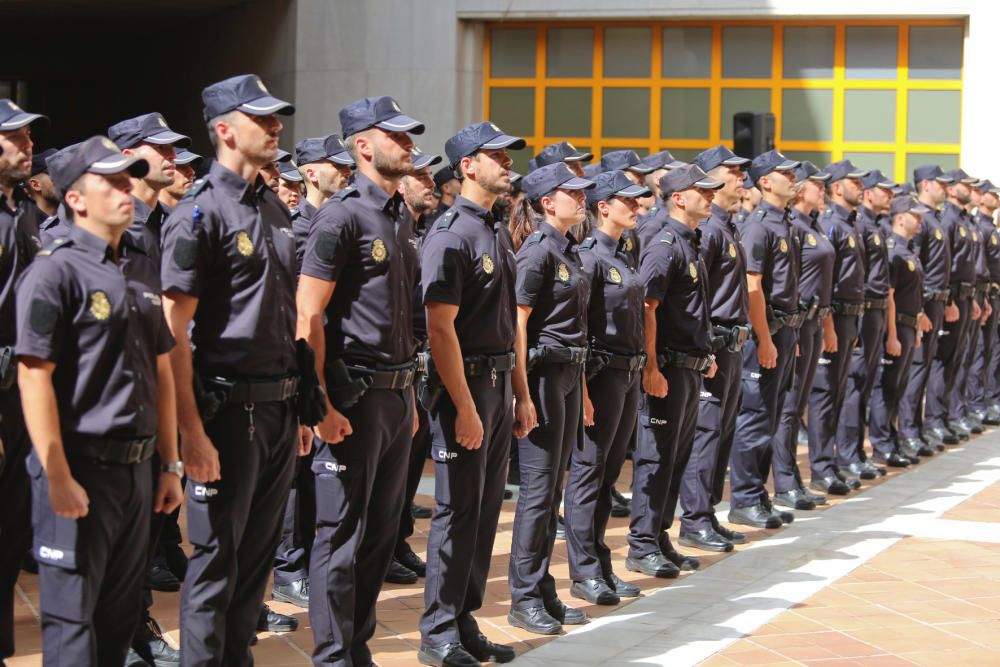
[831,301,865,316]
[464,352,516,377]
[73,435,157,465]
[767,307,806,334]
[950,281,975,300]
[529,346,588,367]
[657,348,714,373]
[348,361,418,390]
[605,352,647,372]
[975,281,991,298]
[711,323,752,352]
[896,313,920,330]
[799,297,821,322]
[206,375,300,403]
[924,289,950,303]
[865,297,890,310]
[813,306,833,320]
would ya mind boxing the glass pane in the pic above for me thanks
[722,26,773,78]
[662,26,712,79]
[545,88,591,138]
[721,88,771,140]
[842,152,895,178]
[907,90,961,144]
[602,147,647,158]
[602,88,650,138]
[781,150,832,169]
[781,89,833,142]
[547,28,593,78]
[844,90,896,142]
[661,88,710,139]
[489,87,535,137]
[783,27,834,79]
[490,28,536,78]
[906,153,959,183]
[909,26,963,80]
[604,28,652,78]
[846,26,898,80]
[661,148,703,162]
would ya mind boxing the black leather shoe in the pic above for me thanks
[555,514,565,540]
[132,617,181,666]
[897,444,923,464]
[947,421,970,441]
[607,572,640,597]
[418,643,480,667]
[610,486,631,517]
[412,502,432,519]
[398,549,427,577]
[729,504,782,529]
[842,462,876,480]
[571,578,620,605]
[503,488,513,499]
[800,487,827,505]
[773,489,816,511]
[545,598,588,625]
[862,460,887,477]
[984,406,1000,425]
[385,558,418,584]
[903,438,934,457]
[873,452,911,468]
[660,536,701,570]
[964,416,984,434]
[711,515,747,544]
[810,476,850,495]
[272,578,309,608]
[762,499,793,524]
[679,528,734,553]
[462,633,515,663]
[507,607,561,635]
[149,560,181,593]
[258,604,298,633]
[625,552,680,578]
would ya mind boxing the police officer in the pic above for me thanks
[969,180,1000,425]
[277,160,304,209]
[728,150,801,528]
[159,74,308,665]
[16,136,183,666]
[600,150,654,186]
[298,95,421,666]
[159,148,203,211]
[678,146,751,552]
[534,141,592,177]
[809,160,869,494]
[416,121,524,667]
[292,135,354,272]
[25,147,60,217]
[564,170,648,602]
[428,165,461,223]
[771,161,835,511]
[628,163,720,573]
[869,196,930,465]
[899,166,953,452]
[507,162,591,635]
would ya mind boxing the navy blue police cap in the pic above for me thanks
[295,135,354,166]
[278,159,303,182]
[411,147,443,171]
[174,149,203,166]
[943,168,977,185]
[108,112,190,150]
[522,162,595,202]
[0,99,48,130]
[824,159,869,183]
[445,121,525,168]
[585,169,652,206]
[889,195,932,218]
[692,145,749,174]
[535,141,593,168]
[600,149,653,174]
[749,150,800,183]
[275,149,293,164]
[660,163,724,197]
[912,164,953,186]
[30,148,58,176]
[46,136,149,197]
[640,150,686,172]
[583,163,602,178]
[978,179,999,194]
[339,96,424,138]
[792,160,830,183]
[433,166,457,189]
[860,169,895,190]
[202,74,294,121]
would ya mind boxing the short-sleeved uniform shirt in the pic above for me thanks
[640,217,713,355]
[130,196,167,267]
[940,201,978,286]
[970,210,991,284]
[975,212,1000,283]
[410,212,431,344]
[1,186,45,261]
[857,205,890,299]
[16,225,174,438]
[819,202,865,305]
[790,208,835,308]
[421,196,516,355]
[632,205,668,268]
[700,203,749,326]
[580,229,643,355]
[160,160,297,378]
[515,220,589,349]
[741,200,801,313]
[887,232,924,317]
[301,171,418,366]
[913,208,951,293]
[39,206,71,246]
[0,193,32,347]
[291,198,318,275]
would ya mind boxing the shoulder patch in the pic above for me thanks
[886,237,896,249]
[659,231,675,245]
[29,299,59,335]
[36,237,73,257]
[172,238,199,270]
[182,178,211,200]
[579,237,597,250]
[332,185,359,201]
[435,209,458,230]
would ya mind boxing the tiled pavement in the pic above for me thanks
[8,432,1000,666]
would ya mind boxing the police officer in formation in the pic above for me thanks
[8,69,1000,667]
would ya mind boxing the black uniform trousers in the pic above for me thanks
[508,362,582,611]
[273,452,316,586]
[771,318,822,494]
[869,324,919,456]
[0,390,31,661]
[565,368,640,581]
[967,295,997,414]
[309,388,412,667]
[808,313,859,480]
[680,347,742,533]
[395,402,431,560]
[420,372,513,647]
[838,307,887,465]
[31,451,152,667]
[987,297,1000,407]
[952,295,983,420]
[730,326,797,508]
[180,399,297,667]
[627,365,702,559]
[925,297,973,430]
[899,300,945,439]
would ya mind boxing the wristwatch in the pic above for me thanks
[161,461,184,478]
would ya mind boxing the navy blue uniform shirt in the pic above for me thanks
[741,200,800,313]
[16,225,174,438]
[913,208,951,292]
[292,198,318,275]
[789,208,835,308]
[700,203,749,326]
[580,228,644,355]
[975,212,1000,283]
[640,217,713,355]
[0,192,35,347]
[940,201,978,285]
[130,196,166,267]
[887,233,924,317]
[421,196,516,355]
[160,160,297,378]
[39,206,71,246]
[633,205,668,267]
[820,202,866,304]
[515,220,589,349]
[301,171,418,366]
[857,205,891,298]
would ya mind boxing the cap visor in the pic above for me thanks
[774,159,802,172]
[559,175,596,190]
[875,180,895,189]
[694,177,725,190]
[911,204,933,215]
[174,151,203,165]
[329,152,355,166]
[809,173,832,182]
[481,134,527,151]
[0,111,49,130]
[565,151,594,162]
[414,154,443,170]
[280,172,303,182]
[615,183,652,198]
[89,155,149,179]
[722,156,751,166]
[375,114,425,135]
[935,176,955,184]
[627,165,655,175]
[666,160,687,170]
[238,96,295,116]
[144,130,192,148]
[847,169,870,178]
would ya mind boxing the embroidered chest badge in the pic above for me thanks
[848,235,856,249]
[558,263,570,282]
[625,237,633,253]
[689,261,698,282]
[608,266,622,284]
[935,228,943,241]
[779,238,789,253]
[235,231,254,257]
[482,253,495,274]
[728,242,737,258]
[806,233,817,248]
[371,238,388,263]
[90,291,111,320]
[873,234,881,246]
[960,226,967,238]
[907,259,916,272]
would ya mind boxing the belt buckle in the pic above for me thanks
[281,376,297,399]
[126,440,144,464]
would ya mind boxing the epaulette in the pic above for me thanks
[659,230,675,245]
[523,230,544,247]
[579,236,597,250]
[35,237,72,257]
[435,209,458,230]
[754,208,767,220]
[181,177,211,200]
[886,237,896,249]
[40,215,59,230]
[332,185,359,201]
[289,208,301,221]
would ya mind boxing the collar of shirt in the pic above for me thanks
[664,215,699,244]
[891,231,914,251]
[297,199,318,220]
[790,207,820,231]
[209,160,265,205]
[536,220,576,253]
[132,196,162,225]
[827,201,857,224]
[354,171,405,220]
[708,203,733,226]
[68,223,139,263]
[454,195,496,228]
[757,199,791,225]
[943,201,968,221]
[592,228,621,256]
